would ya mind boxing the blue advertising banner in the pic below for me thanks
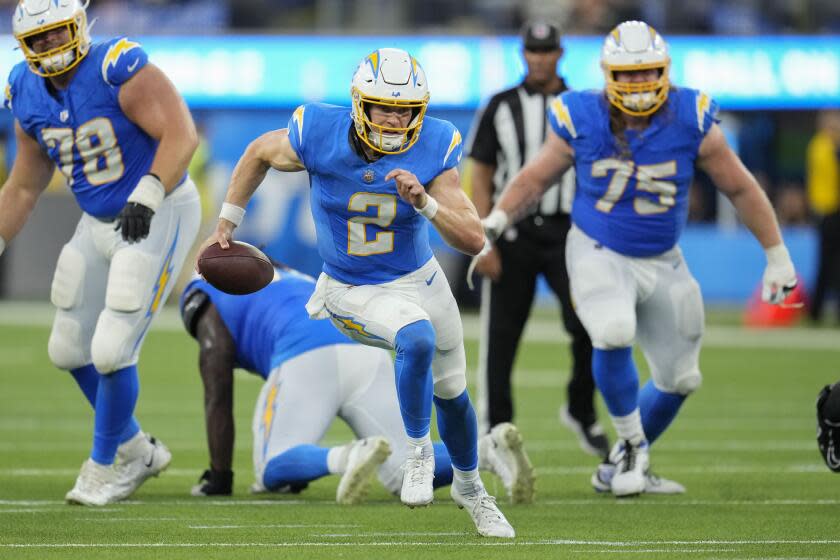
[0,34,837,110]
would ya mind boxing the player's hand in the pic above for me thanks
[386,168,427,208]
[475,244,502,282]
[114,202,154,243]
[761,244,797,305]
[190,469,233,496]
[482,209,509,242]
[194,221,235,273]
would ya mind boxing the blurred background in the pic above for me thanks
[0,0,839,327]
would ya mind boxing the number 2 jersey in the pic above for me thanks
[287,103,463,285]
[5,37,161,219]
[548,87,719,257]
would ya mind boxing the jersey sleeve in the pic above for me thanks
[99,37,149,87]
[286,104,312,169]
[465,97,500,165]
[547,92,580,143]
[440,124,463,171]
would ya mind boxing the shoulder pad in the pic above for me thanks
[441,125,463,169]
[548,93,579,140]
[99,38,148,87]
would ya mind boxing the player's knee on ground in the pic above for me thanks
[47,245,88,370]
[656,369,703,396]
[432,345,467,399]
[591,315,636,349]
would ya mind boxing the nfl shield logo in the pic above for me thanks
[363,169,375,183]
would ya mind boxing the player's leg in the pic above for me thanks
[476,236,537,432]
[79,182,200,504]
[418,258,514,537]
[542,232,608,458]
[566,226,647,497]
[251,346,383,501]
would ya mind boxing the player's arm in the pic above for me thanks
[484,129,575,240]
[193,303,237,493]
[195,129,303,265]
[0,121,56,256]
[388,166,485,256]
[116,64,198,243]
[697,123,796,304]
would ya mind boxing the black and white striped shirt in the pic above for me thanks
[466,79,575,220]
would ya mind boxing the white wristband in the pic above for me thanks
[0,235,6,257]
[416,195,439,220]
[127,174,166,212]
[483,209,509,241]
[220,202,246,227]
[765,243,791,266]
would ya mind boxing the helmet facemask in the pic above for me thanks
[352,90,428,154]
[604,62,670,117]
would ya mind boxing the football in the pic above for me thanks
[197,241,274,295]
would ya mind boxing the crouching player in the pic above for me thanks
[180,267,536,507]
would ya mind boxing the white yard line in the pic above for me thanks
[189,524,359,529]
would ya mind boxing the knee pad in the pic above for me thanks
[432,345,467,399]
[47,315,87,370]
[672,369,702,395]
[50,244,86,310]
[594,316,636,349]
[106,248,154,313]
[91,312,137,374]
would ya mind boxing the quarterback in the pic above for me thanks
[196,48,514,537]
[482,21,798,497]
[180,267,535,506]
[0,0,201,505]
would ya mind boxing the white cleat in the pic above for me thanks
[451,485,515,538]
[112,432,172,501]
[400,444,434,508]
[65,459,120,506]
[591,461,686,495]
[336,437,391,505]
[605,440,650,497]
[479,422,536,504]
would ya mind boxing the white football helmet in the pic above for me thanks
[12,0,92,77]
[350,48,430,155]
[601,21,670,117]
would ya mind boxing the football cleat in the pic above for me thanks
[591,461,685,494]
[112,432,172,501]
[336,437,391,505]
[400,444,435,507]
[479,422,536,504]
[65,459,120,506]
[451,485,515,538]
[607,439,649,497]
[559,404,610,459]
[191,469,233,497]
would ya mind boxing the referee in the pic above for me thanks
[466,21,609,458]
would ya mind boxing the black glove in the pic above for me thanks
[191,468,233,496]
[114,202,155,243]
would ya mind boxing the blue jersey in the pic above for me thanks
[548,88,719,256]
[5,38,161,219]
[181,269,353,379]
[287,103,463,284]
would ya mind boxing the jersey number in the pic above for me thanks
[42,117,125,187]
[347,193,396,256]
[592,159,677,215]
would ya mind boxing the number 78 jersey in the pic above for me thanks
[6,37,157,219]
[549,88,719,257]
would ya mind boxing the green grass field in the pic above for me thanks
[1,305,839,559]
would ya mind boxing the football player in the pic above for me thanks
[817,382,840,473]
[195,49,514,537]
[0,0,201,505]
[180,267,535,505]
[480,21,798,497]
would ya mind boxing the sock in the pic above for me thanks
[452,466,483,496]
[432,442,453,488]
[639,380,686,444]
[393,321,435,438]
[612,408,645,446]
[263,444,330,490]
[326,443,352,474]
[91,365,139,465]
[71,365,141,444]
[433,390,478,471]
[407,434,432,450]
[592,347,639,417]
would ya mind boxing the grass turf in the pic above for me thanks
[1,311,839,559]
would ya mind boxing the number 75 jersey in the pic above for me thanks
[5,37,156,219]
[549,87,719,257]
